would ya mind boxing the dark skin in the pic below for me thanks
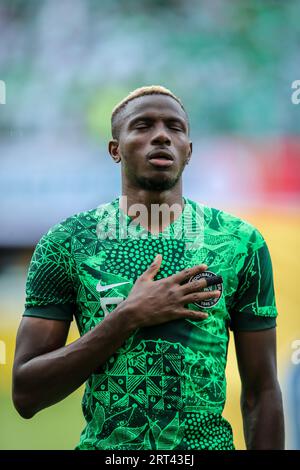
[13,94,284,449]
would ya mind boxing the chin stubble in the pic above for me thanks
[134,173,181,191]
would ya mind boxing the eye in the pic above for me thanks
[133,122,152,131]
[168,122,184,131]
[170,125,183,132]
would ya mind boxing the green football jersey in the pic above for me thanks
[23,197,278,450]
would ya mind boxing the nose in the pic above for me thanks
[150,124,171,146]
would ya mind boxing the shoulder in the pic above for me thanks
[38,200,118,254]
[46,208,98,240]
[186,197,265,250]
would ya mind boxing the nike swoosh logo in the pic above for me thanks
[96,281,130,293]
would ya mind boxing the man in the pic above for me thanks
[13,86,284,450]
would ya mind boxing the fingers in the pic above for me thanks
[179,278,208,295]
[183,289,221,305]
[171,264,208,284]
[140,254,162,281]
[177,308,209,320]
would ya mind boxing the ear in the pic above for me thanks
[186,141,192,164]
[108,139,121,163]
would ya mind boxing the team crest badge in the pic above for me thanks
[188,270,223,308]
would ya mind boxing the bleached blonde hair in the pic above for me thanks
[111,85,188,139]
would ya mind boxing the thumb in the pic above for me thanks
[141,254,162,281]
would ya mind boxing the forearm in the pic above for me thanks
[241,385,285,449]
[13,303,136,418]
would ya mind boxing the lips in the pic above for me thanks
[147,149,174,168]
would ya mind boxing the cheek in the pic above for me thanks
[176,138,190,157]
[122,134,146,152]
[119,137,146,167]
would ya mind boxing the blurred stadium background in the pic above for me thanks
[0,0,299,450]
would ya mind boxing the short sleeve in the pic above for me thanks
[229,230,278,331]
[23,232,76,321]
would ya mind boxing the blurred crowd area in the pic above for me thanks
[0,0,299,449]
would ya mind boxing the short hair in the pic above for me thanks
[111,85,189,139]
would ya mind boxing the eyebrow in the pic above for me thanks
[127,114,188,130]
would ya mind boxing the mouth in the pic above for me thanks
[147,149,174,168]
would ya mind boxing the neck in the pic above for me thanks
[120,180,184,233]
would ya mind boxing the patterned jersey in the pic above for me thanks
[23,197,278,450]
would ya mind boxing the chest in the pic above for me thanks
[73,234,237,333]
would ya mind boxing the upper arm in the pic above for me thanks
[229,230,278,332]
[229,229,280,392]
[233,328,278,394]
[15,228,75,373]
[13,317,71,371]
[23,231,76,322]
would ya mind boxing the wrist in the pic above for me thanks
[111,299,139,334]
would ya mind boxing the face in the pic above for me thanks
[109,94,192,191]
